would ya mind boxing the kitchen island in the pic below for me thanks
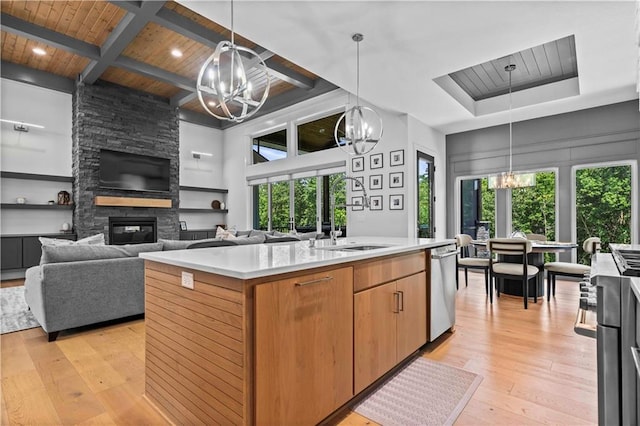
[140,236,453,425]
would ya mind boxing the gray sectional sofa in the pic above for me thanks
[24,230,322,341]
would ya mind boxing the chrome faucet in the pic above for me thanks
[329,175,370,245]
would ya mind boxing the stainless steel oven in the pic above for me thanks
[587,248,639,426]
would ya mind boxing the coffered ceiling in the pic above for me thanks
[0,1,337,129]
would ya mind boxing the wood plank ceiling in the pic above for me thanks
[449,35,578,101]
[0,0,336,129]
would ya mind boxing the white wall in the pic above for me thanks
[178,121,226,230]
[222,88,446,238]
[407,115,447,240]
[1,79,73,234]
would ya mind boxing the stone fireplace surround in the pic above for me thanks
[72,80,180,243]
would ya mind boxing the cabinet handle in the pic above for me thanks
[295,276,333,287]
[393,292,400,313]
[398,290,404,312]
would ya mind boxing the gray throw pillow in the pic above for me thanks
[236,230,252,237]
[264,234,301,243]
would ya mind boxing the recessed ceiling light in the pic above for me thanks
[171,49,183,58]
[32,47,46,56]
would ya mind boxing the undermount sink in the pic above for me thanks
[317,243,393,252]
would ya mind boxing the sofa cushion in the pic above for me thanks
[236,230,252,237]
[40,242,163,264]
[231,235,266,245]
[160,238,220,251]
[249,229,275,237]
[188,240,237,249]
[264,234,301,243]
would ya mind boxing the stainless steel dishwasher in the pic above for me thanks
[429,244,458,341]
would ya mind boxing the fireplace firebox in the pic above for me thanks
[108,217,157,245]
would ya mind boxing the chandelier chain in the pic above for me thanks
[356,38,360,107]
[508,64,513,172]
[230,0,235,45]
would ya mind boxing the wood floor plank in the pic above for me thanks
[0,273,596,425]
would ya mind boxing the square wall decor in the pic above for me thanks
[352,156,364,172]
[389,171,404,188]
[389,194,404,210]
[369,174,383,190]
[351,196,364,211]
[390,149,404,166]
[351,176,365,191]
[370,195,382,210]
[370,153,383,169]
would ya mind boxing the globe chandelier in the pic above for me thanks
[196,0,270,122]
[488,63,536,189]
[334,33,383,156]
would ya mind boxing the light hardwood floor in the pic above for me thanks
[1,272,596,425]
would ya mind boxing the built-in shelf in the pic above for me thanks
[178,208,228,213]
[1,203,74,210]
[179,186,228,194]
[1,171,73,183]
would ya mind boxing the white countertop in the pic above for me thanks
[140,236,454,280]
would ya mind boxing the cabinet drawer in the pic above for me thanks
[354,251,426,292]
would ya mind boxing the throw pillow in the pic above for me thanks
[249,229,275,237]
[216,226,237,240]
[39,232,105,246]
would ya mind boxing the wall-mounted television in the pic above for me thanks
[99,149,171,192]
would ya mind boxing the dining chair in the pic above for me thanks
[526,233,547,241]
[455,234,491,298]
[488,238,539,309]
[543,237,600,301]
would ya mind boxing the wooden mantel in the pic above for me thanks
[94,196,172,208]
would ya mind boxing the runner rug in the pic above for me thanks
[1,286,39,334]
[353,356,482,425]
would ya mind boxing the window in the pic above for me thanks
[575,163,632,263]
[252,128,287,164]
[417,152,434,238]
[511,170,556,261]
[297,112,344,155]
[252,172,346,236]
[460,177,495,239]
[294,177,317,232]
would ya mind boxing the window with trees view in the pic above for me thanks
[575,163,632,264]
[511,170,556,261]
[253,172,347,234]
[460,177,495,239]
[252,128,287,164]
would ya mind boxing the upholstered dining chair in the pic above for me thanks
[455,234,491,297]
[488,238,539,309]
[544,237,601,301]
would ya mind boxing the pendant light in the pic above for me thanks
[334,33,383,156]
[196,0,270,122]
[489,64,536,189]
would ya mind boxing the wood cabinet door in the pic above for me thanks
[354,281,398,394]
[396,272,427,361]
[255,267,354,425]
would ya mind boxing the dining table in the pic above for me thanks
[471,239,579,298]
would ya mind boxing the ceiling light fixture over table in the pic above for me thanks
[334,33,383,156]
[196,0,270,122]
[488,64,536,189]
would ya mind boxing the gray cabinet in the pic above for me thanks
[179,230,215,240]
[0,234,76,271]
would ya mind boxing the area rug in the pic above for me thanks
[353,357,482,426]
[1,286,39,334]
